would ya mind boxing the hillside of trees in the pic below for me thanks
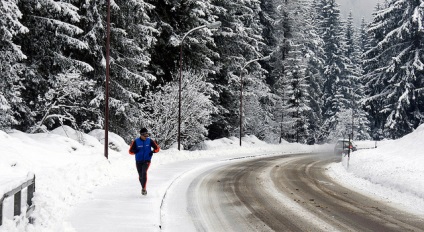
[1,0,423,149]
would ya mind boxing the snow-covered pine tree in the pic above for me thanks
[316,0,356,142]
[207,0,268,139]
[0,0,28,129]
[16,0,95,132]
[244,0,282,143]
[143,70,217,149]
[302,0,325,144]
[344,11,371,141]
[268,0,291,143]
[258,0,279,58]
[345,11,361,67]
[272,0,324,144]
[361,4,386,107]
[363,0,424,139]
[361,0,390,76]
[358,17,370,58]
[273,0,300,143]
[68,0,160,142]
[104,0,159,141]
[242,61,278,142]
[284,67,311,144]
[71,0,108,133]
[355,17,375,141]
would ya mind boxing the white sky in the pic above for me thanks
[1,124,424,231]
[336,0,381,25]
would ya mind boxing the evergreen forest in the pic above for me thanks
[1,0,423,149]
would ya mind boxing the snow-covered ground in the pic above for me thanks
[328,124,424,216]
[0,124,423,231]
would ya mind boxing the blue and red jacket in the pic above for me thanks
[129,137,160,162]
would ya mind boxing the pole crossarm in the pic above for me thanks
[242,55,270,70]
[181,21,221,45]
[181,25,206,43]
[178,21,221,151]
[239,55,271,146]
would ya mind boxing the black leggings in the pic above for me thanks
[136,161,151,189]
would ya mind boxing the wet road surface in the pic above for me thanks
[186,153,424,231]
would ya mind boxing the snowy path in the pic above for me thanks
[68,177,155,231]
[69,168,162,231]
[67,155,252,231]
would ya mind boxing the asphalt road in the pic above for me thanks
[186,153,424,231]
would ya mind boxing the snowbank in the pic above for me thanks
[327,124,424,216]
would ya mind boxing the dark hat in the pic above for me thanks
[140,128,148,134]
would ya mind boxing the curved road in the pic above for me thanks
[185,153,424,231]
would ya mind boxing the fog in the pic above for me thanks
[336,0,380,26]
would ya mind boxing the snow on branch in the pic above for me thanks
[29,15,83,36]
